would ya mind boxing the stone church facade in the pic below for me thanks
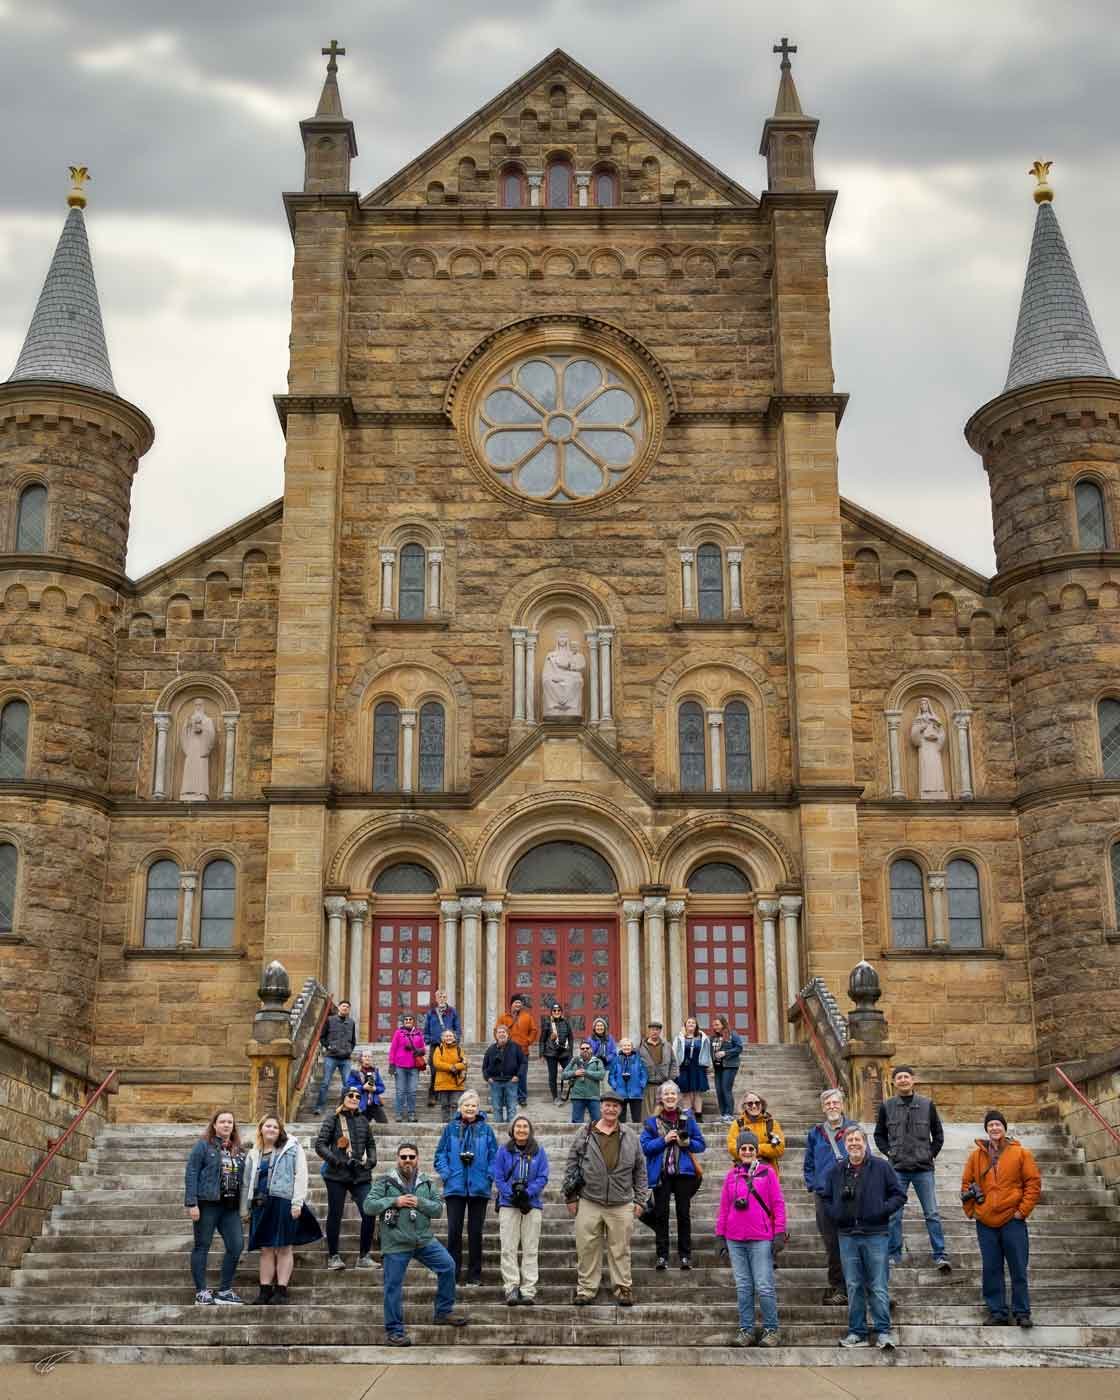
[1,51,1118,1122]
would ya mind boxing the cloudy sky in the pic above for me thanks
[1,0,1117,578]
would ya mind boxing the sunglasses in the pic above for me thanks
[398,1153,417,1162]
[745,1100,761,1107]
[344,1093,360,1099]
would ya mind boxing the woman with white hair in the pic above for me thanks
[433,1089,498,1285]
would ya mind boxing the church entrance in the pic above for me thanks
[506,917,620,1038]
[686,914,757,1043]
[370,914,440,1036]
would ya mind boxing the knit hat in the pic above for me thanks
[983,1109,1008,1131]
[736,1129,760,1152]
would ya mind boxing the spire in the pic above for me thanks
[759,38,818,193]
[773,36,804,115]
[300,40,357,194]
[315,38,346,117]
[7,168,116,395]
[1004,162,1112,392]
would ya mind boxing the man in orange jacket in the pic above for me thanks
[960,1110,1042,1328]
[496,996,539,1107]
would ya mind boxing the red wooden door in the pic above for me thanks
[686,914,756,1043]
[370,913,439,1038]
[506,918,619,1038]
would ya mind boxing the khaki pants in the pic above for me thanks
[643,1082,665,1118]
[498,1206,542,1298]
[575,1199,635,1297]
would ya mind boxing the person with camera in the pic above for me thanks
[715,1129,788,1347]
[825,1126,905,1351]
[240,1114,322,1305]
[639,1022,679,1119]
[562,1040,606,1124]
[433,1089,498,1286]
[725,1089,785,1167]
[388,1012,427,1124]
[608,1037,648,1122]
[493,1114,550,1305]
[184,1109,245,1305]
[672,1016,712,1122]
[362,1140,468,1346]
[961,1110,1041,1328]
[564,1089,648,1307]
[482,1023,527,1124]
[315,999,356,1114]
[344,1050,387,1124]
[432,1029,469,1123]
[587,1016,618,1071]
[803,1087,860,1305]
[709,1015,744,1124]
[496,995,539,1107]
[540,1002,574,1105]
[316,1087,378,1272]
[423,990,461,1108]
[640,1080,706,1271]
[874,1065,951,1274]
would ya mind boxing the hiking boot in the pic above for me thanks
[327,1255,346,1271]
[505,1289,521,1306]
[434,1313,468,1327]
[252,1285,274,1306]
[822,1287,848,1305]
[1015,1314,1034,1329]
[270,1284,290,1305]
[213,1289,243,1305]
[983,1313,1010,1326]
[519,1294,536,1306]
[613,1286,634,1307]
[733,1328,755,1347]
[194,1289,215,1306]
[758,1329,780,1348]
[572,1291,595,1306]
[838,1332,870,1347]
[386,1333,412,1347]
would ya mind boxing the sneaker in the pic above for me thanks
[838,1333,870,1348]
[655,1257,668,1271]
[877,1332,898,1351]
[758,1329,780,1348]
[386,1333,412,1347]
[613,1286,634,1307]
[983,1313,1010,1326]
[733,1328,755,1348]
[1015,1314,1034,1329]
[680,1256,692,1272]
[356,1254,375,1270]
[434,1313,468,1327]
[823,1287,848,1306]
[194,1289,215,1306]
[463,1276,483,1288]
[934,1256,953,1274]
[213,1289,243,1305]
[505,1290,521,1306]
[327,1255,346,1272]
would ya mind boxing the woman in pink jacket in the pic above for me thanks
[388,1012,427,1123]
[715,1129,788,1347]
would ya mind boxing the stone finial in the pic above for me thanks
[848,959,881,1010]
[67,166,90,209]
[1030,159,1054,204]
[258,959,291,1010]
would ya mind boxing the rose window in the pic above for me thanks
[478,354,645,503]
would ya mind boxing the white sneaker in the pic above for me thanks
[838,1332,870,1348]
[327,1254,346,1272]
[877,1333,899,1351]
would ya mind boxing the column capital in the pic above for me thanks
[756,897,780,918]
[179,871,198,891]
[222,711,239,730]
[665,898,687,918]
[678,548,695,563]
[643,895,666,917]
[575,172,591,188]
[481,899,504,918]
[883,708,903,725]
[428,549,444,564]
[527,173,543,188]
[778,894,803,916]
[597,625,616,640]
[926,871,946,893]
[460,895,484,916]
[526,629,539,642]
[510,626,528,642]
[379,547,396,565]
[952,710,972,729]
[400,708,418,728]
[622,899,645,919]
[154,711,171,733]
[440,899,462,918]
[706,708,724,728]
[323,895,348,918]
[344,898,369,920]
[727,547,744,564]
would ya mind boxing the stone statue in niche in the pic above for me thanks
[541,632,586,718]
[179,699,216,801]
[909,697,949,799]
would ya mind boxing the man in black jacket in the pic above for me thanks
[873,1065,951,1273]
[826,1127,906,1351]
[316,1000,357,1112]
[315,1087,378,1270]
[482,1025,526,1124]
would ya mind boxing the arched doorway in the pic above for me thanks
[505,840,620,1037]
[369,861,440,1037]
[684,860,757,1043]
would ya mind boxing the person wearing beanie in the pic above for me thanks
[496,996,538,1107]
[873,1065,951,1274]
[715,1128,788,1347]
[961,1110,1041,1328]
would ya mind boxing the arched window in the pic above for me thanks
[199,859,236,949]
[0,699,29,780]
[686,862,752,894]
[373,700,401,791]
[1099,698,1120,777]
[697,543,724,620]
[500,164,526,208]
[373,862,439,894]
[143,859,180,948]
[678,701,706,791]
[508,840,617,894]
[593,166,619,207]
[724,700,752,792]
[418,700,445,793]
[889,859,927,948]
[398,543,426,621]
[1076,480,1107,550]
[546,157,573,208]
[1111,843,1120,929]
[0,842,16,933]
[946,858,983,948]
[15,484,47,553]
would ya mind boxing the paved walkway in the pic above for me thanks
[4,1366,1119,1399]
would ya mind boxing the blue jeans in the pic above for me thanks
[316,1055,352,1112]
[394,1066,418,1119]
[976,1218,1030,1319]
[381,1240,457,1337]
[517,1058,529,1105]
[571,1098,600,1124]
[714,1066,738,1118]
[726,1238,779,1333]
[838,1231,892,1339]
[489,1081,518,1122]
[190,1202,243,1292]
[888,1168,946,1261]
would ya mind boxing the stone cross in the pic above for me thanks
[322,39,346,72]
[773,36,797,67]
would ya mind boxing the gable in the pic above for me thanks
[363,49,756,211]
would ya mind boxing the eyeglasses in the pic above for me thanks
[398,1154,417,1162]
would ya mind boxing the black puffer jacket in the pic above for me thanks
[315,1109,376,1184]
[539,1016,574,1060]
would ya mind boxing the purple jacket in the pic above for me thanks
[388,1027,426,1069]
[715,1162,787,1242]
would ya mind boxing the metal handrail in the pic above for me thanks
[1054,1065,1120,1150]
[793,994,841,1091]
[0,1068,117,1234]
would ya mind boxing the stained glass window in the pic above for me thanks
[678,701,706,791]
[1112,844,1120,929]
[889,859,927,948]
[398,543,426,620]
[686,862,751,894]
[199,859,235,948]
[697,543,724,619]
[508,841,617,894]
[374,862,438,894]
[947,858,983,948]
[547,158,573,208]
[0,843,15,933]
[0,699,29,780]
[500,166,525,208]
[16,485,46,553]
[418,701,445,792]
[724,700,751,792]
[373,701,400,792]
[594,168,618,207]
[1100,699,1120,777]
[143,860,180,948]
[1076,480,1107,550]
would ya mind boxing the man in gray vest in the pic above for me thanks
[873,1065,951,1273]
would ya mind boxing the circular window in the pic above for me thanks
[477,354,646,504]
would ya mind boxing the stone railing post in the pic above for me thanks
[841,960,895,1123]
[247,960,294,1121]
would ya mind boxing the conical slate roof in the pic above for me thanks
[7,205,116,394]
[1004,199,1112,392]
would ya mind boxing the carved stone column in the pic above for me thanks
[221,713,238,799]
[400,709,417,793]
[152,712,171,799]
[525,631,538,725]
[440,900,461,1010]
[323,896,348,1001]
[585,630,600,725]
[528,174,542,208]
[727,548,744,613]
[779,895,803,1040]
[643,896,667,1026]
[953,711,974,799]
[346,899,368,1034]
[679,549,695,612]
[666,899,687,1034]
[576,172,590,207]
[482,900,503,1037]
[511,628,527,722]
[706,709,724,792]
[757,898,781,1043]
[459,896,483,1040]
[884,710,905,798]
[427,549,443,615]
[178,872,198,948]
[928,871,949,948]
[379,548,395,613]
[598,627,615,722]
[623,900,644,1030]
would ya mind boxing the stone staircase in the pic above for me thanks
[1,1044,1119,1366]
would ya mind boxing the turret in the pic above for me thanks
[300,40,357,193]
[758,37,818,193]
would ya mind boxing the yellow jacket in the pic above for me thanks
[432,1043,468,1093]
[726,1112,786,1165]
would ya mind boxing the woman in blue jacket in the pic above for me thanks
[709,1015,744,1124]
[433,1089,498,1285]
[640,1081,706,1270]
[344,1051,387,1124]
[184,1109,245,1305]
[492,1115,550,1305]
[608,1037,649,1121]
[588,1016,618,1069]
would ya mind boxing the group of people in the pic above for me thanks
[187,1013,1043,1351]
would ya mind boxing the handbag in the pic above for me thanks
[561,1125,594,1201]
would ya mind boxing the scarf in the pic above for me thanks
[821,1118,847,1161]
[658,1108,683,1176]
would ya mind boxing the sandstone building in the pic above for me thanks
[1,49,1117,1122]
